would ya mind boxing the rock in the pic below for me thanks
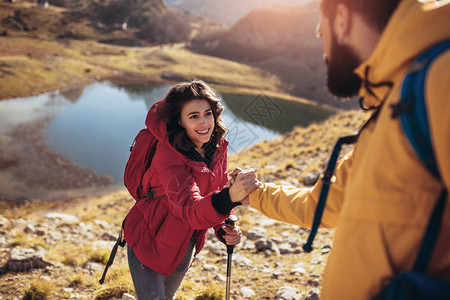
[272,271,282,279]
[24,224,35,234]
[92,241,115,251]
[291,178,300,185]
[310,258,322,265]
[203,264,218,272]
[241,287,256,297]
[307,279,320,287]
[122,293,136,300]
[0,215,8,228]
[6,248,52,272]
[255,239,280,255]
[290,262,306,275]
[11,219,28,231]
[233,254,252,267]
[255,219,277,227]
[270,235,283,243]
[303,172,320,186]
[94,220,111,229]
[262,268,274,274]
[45,213,79,225]
[305,288,320,300]
[254,239,272,252]
[209,245,227,256]
[213,274,226,282]
[35,227,47,236]
[321,245,331,255]
[241,239,256,251]
[275,286,300,300]
[281,233,300,248]
[83,262,103,272]
[246,227,267,240]
[101,232,117,241]
[79,222,92,232]
[278,243,292,254]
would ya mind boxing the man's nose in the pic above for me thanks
[316,23,322,39]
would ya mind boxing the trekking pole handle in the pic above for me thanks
[225,215,238,254]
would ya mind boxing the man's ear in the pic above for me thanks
[334,3,352,44]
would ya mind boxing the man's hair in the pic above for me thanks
[321,0,401,33]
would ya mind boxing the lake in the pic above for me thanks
[0,81,335,182]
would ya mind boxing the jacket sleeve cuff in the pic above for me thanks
[211,188,242,215]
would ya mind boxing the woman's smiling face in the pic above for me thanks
[179,99,215,149]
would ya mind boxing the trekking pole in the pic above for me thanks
[225,215,238,300]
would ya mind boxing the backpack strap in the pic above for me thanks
[303,109,380,252]
[413,188,447,273]
[99,217,127,285]
[390,39,450,273]
[391,39,450,178]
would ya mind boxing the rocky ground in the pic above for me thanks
[0,2,373,298]
[0,190,333,300]
[0,107,369,299]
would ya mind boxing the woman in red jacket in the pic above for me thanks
[123,80,259,299]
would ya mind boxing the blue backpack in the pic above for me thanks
[302,39,450,299]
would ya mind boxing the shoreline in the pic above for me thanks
[0,105,123,210]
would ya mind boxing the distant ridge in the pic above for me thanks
[164,0,311,25]
[189,1,358,109]
[1,0,223,45]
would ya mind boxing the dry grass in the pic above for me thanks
[228,109,370,184]
[0,36,286,100]
[23,279,55,300]
[0,107,369,299]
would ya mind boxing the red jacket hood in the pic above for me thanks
[145,99,171,146]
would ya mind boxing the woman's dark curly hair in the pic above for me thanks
[157,80,227,153]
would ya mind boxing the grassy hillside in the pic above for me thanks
[0,1,300,100]
[0,109,369,299]
[0,35,290,100]
[228,109,369,184]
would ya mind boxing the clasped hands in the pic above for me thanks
[227,167,261,204]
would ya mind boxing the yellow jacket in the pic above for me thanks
[249,1,450,299]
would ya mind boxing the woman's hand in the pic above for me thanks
[224,167,243,188]
[222,224,242,246]
[228,169,261,203]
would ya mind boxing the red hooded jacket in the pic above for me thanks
[123,100,230,276]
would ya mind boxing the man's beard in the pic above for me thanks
[326,33,362,99]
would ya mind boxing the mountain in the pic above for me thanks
[164,0,311,25]
[189,0,358,109]
[1,0,223,45]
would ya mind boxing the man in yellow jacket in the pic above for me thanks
[241,0,450,298]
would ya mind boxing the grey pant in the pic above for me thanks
[127,236,195,300]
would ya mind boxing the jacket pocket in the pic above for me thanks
[155,213,190,249]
